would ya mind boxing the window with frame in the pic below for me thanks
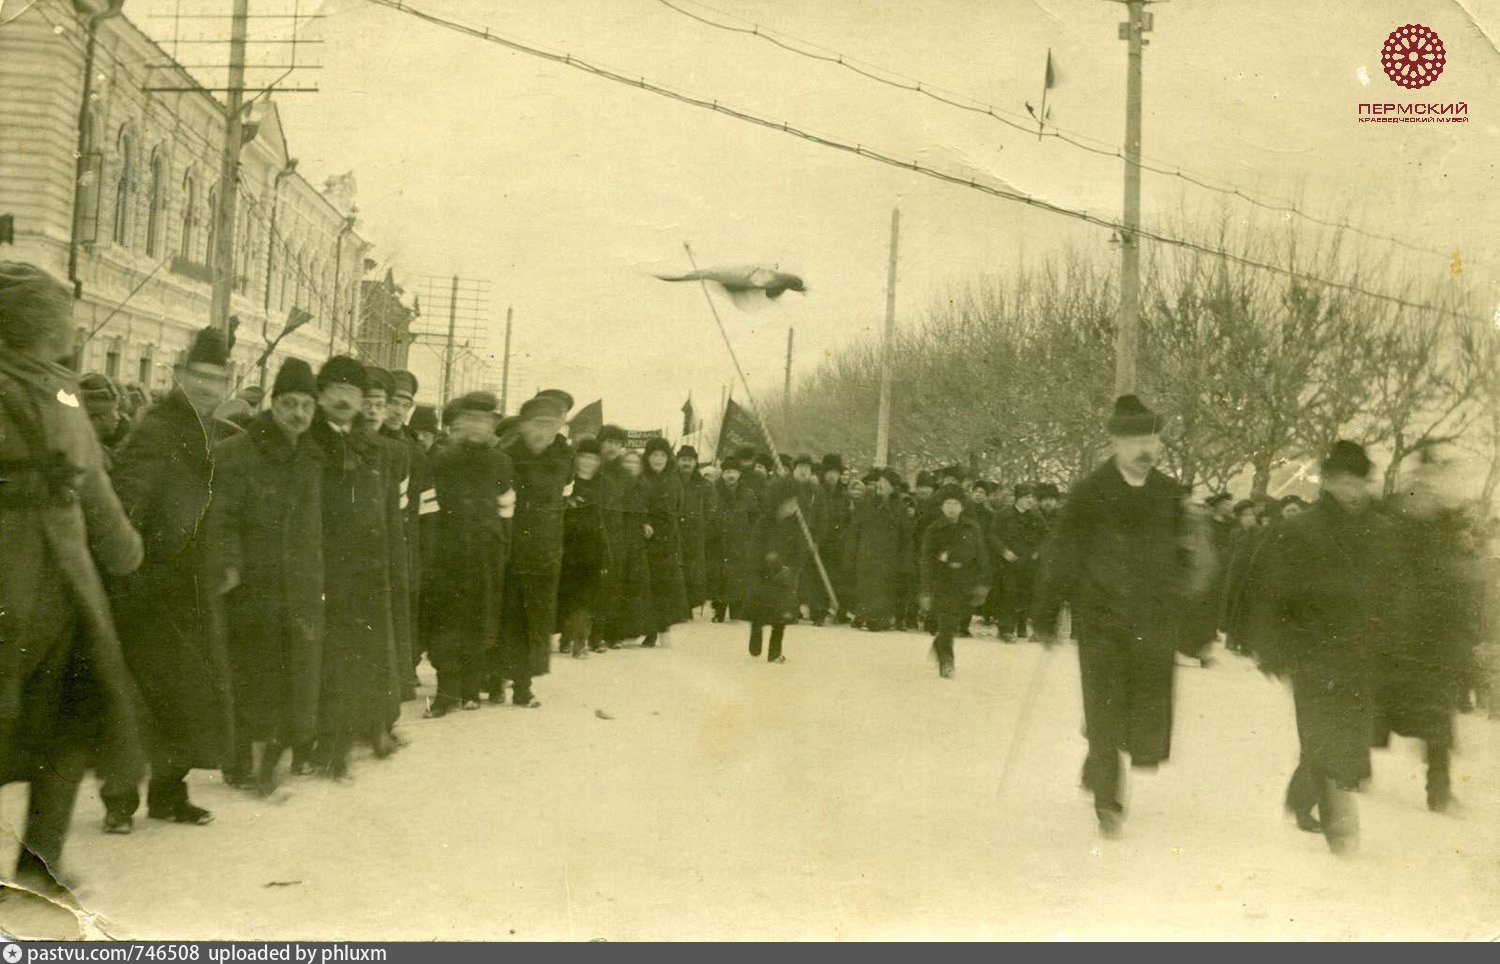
[145,151,164,257]
[112,130,133,246]
[181,174,197,259]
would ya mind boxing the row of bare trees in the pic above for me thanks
[760,222,1499,505]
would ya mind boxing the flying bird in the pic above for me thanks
[655,264,807,310]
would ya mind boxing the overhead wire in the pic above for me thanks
[363,0,1476,322]
[653,0,1467,266]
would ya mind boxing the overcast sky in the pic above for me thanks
[131,0,1500,432]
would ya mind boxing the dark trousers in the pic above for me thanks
[15,767,82,881]
[1077,632,1176,813]
[749,623,785,660]
[931,610,963,669]
[100,761,192,817]
[997,564,1035,637]
[435,648,489,704]
[499,566,561,703]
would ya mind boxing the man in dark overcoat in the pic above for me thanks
[807,454,851,624]
[1033,395,1213,839]
[204,358,324,795]
[0,262,144,892]
[1241,441,1399,854]
[305,357,404,777]
[103,326,240,829]
[593,424,651,645]
[497,393,575,704]
[422,392,513,713]
[559,437,610,657]
[844,468,913,631]
[675,444,715,614]
[383,370,428,696]
[363,367,415,708]
[708,457,760,623]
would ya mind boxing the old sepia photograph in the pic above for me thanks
[0,0,1496,943]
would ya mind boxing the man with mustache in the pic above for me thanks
[1033,395,1213,840]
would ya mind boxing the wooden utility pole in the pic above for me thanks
[875,206,900,466]
[209,0,250,336]
[441,275,458,402]
[1114,0,1151,395]
[784,326,794,405]
[499,306,513,414]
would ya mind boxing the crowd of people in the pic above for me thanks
[1,259,1495,905]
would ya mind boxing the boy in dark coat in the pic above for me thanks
[747,481,808,662]
[497,393,574,704]
[104,326,239,829]
[1033,395,1213,839]
[0,263,144,892]
[305,357,406,778]
[708,458,760,622]
[559,438,610,657]
[204,359,324,796]
[423,392,513,714]
[919,484,991,678]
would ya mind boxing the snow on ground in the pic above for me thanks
[3,617,1498,940]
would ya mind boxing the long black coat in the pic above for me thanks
[204,413,324,746]
[424,439,513,669]
[1033,461,1210,643]
[109,388,239,770]
[844,495,913,624]
[641,465,690,631]
[596,459,651,640]
[0,354,144,784]
[809,482,852,611]
[677,470,715,610]
[307,418,404,737]
[920,515,991,616]
[748,510,809,625]
[1242,497,1403,785]
[558,473,610,625]
[383,424,428,667]
[708,479,760,611]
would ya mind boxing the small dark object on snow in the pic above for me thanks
[595,709,615,720]
[264,880,303,888]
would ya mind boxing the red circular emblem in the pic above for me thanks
[1381,24,1446,89]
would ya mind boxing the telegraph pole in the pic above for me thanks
[1114,0,1151,395]
[441,275,458,402]
[499,306,513,414]
[874,206,900,466]
[783,326,794,405]
[209,0,249,336]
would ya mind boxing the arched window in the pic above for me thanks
[112,129,133,246]
[75,110,104,244]
[180,173,197,258]
[145,151,164,257]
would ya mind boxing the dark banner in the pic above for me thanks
[566,398,603,439]
[716,398,768,457]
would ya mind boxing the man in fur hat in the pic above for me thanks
[79,372,132,469]
[807,453,852,624]
[991,483,1048,641]
[708,456,761,623]
[363,367,416,704]
[204,358,324,796]
[1034,395,1213,840]
[845,467,913,631]
[104,326,240,829]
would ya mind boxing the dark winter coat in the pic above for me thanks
[1032,460,1211,644]
[844,494,914,623]
[308,418,404,737]
[641,464,690,630]
[991,506,1047,572]
[920,515,992,616]
[204,412,324,746]
[109,388,239,770]
[372,431,414,684]
[708,478,760,611]
[1374,508,1480,748]
[425,438,514,668]
[596,459,651,640]
[504,434,574,672]
[748,510,809,625]
[1242,497,1403,785]
[0,354,144,784]
[677,469,715,609]
[383,424,428,664]
[558,473,610,624]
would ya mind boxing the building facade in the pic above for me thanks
[357,267,419,371]
[0,0,377,393]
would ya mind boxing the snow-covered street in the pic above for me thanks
[4,618,1497,940]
